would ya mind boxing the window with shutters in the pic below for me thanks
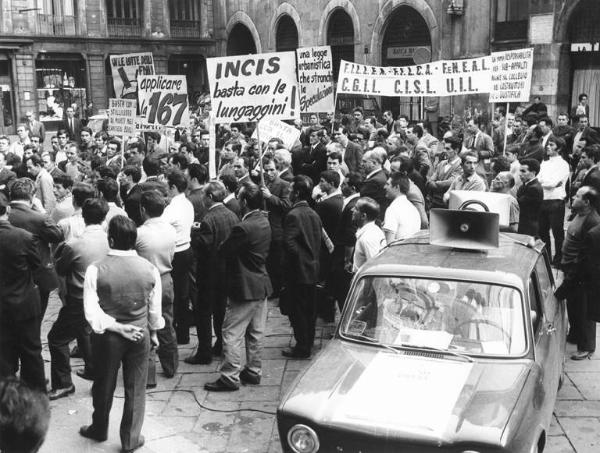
[106,0,142,37]
[37,0,77,35]
[494,0,529,42]
[170,0,201,38]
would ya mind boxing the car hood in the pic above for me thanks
[279,340,532,446]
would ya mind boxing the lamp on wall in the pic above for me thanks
[447,0,464,16]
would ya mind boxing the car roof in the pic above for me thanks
[359,231,544,290]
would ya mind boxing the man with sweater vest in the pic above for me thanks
[205,182,272,391]
[48,198,110,400]
[80,216,164,453]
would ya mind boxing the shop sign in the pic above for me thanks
[386,46,431,60]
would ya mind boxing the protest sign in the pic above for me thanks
[110,52,154,99]
[250,117,301,149]
[489,48,534,103]
[137,75,190,128]
[296,46,335,113]
[135,116,165,133]
[108,98,136,137]
[206,51,300,124]
[336,56,492,98]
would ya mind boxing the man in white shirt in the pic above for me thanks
[383,172,421,244]
[538,136,570,265]
[162,169,195,344]
[58,182,95,242]
[352,197,386,271]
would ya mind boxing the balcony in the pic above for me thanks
[494,19,529,42]
[170,19,202,38]
[107,17,142,38]
[37,14,77,36]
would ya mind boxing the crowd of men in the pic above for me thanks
[1,92,600,452]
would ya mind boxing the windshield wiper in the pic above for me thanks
[343,333,402,355]
[398,343,474,363]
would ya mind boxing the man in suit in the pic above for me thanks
[579,146,600,195]
[26,154,56,213]
[121,166,144,226]
[571,93,590,124]
[331,172,361,311]
[48,199,110,400]
[261,158,291,298]
[274,148,294,183]
[0,193,45,391]
[0,151,16,196]
[281,175,323,358]
[300,128,328,184]
[8,178,63,317]
[79,216,164,453]
[334,127,363,174]
[62,107,82,142]
[186,181,239,365]
[221,173,241,218]
[315,170,343,322]
[517,159,544,237]
[360,149,389,220]
[205,182,272,391]
[25,111,45,143]
[463,117,495,182]
[41,152,65,180]
[426,136,464,209]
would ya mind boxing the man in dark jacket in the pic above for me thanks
[517,159,544,237]
[281,175,323,358]
[205,181,272,391]
[8,178,64,317]
[261,158,291,297]
[360,149,389,220]
[186,181,239,365]
[0,193,45,391]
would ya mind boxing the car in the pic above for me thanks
[277,208,567,453]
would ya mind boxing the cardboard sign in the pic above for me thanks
[108,98,136,137]
[206,52,300,124]
[251,117,301,149]
[337,56,492,98]
[296,46,335,113]
[134,116,164,133]
[110,52,154,100]
[489,48,534,103]
[137,75,190,128]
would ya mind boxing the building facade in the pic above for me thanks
[0,0,218,134]
[0,0,598,134]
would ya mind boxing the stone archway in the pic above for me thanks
[268,3,303,50]
[370,0,439,66]
[318,0,361,47]
[225,11,261,55]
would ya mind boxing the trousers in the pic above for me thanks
[171,247,193,343]
[48,297,93,388]
[220,298,267,386]
[90,330,149,451]
[287,284,317,355]
[539,199,565,262]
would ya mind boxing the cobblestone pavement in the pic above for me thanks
[38,289,600,453]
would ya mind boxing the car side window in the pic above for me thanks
[528,273,543,333]
[535,257,556,321]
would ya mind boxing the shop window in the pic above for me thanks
[170,0,201,38]
[495,0,529,42]
[0,61,8,77]
[327,9,354,80]
[36,56,87,125]
[106,0,142,36]
[276,15,298,52]
[37,0,76,35]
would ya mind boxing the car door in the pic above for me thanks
[529,266,559,429]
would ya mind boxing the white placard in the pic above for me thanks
[137,75,190,128]
[108,98,136,137]
[109,52,154,100]
[251,117,301,150]
[206,52,300,124]
[296,46,334,113]
[489,48,534,103]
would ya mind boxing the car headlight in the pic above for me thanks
[462,451,481,453]
[287,424,320,453]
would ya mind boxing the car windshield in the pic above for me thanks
[340,276,527,357]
